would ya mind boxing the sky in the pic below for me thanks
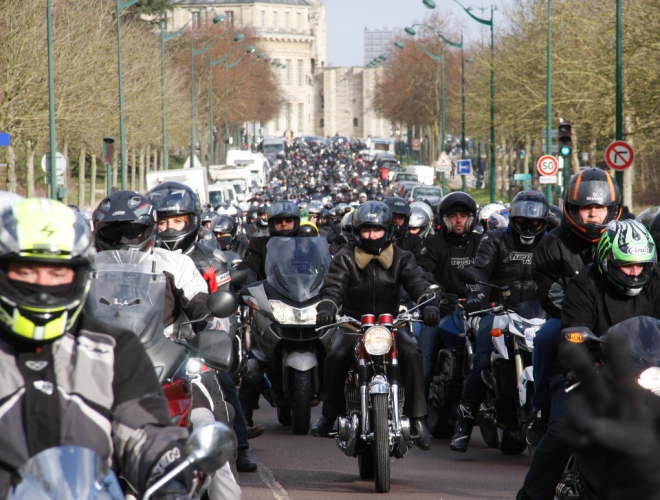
[325,0,513,67]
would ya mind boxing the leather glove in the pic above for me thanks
[464,293,486,314]
[421,305,440,327]
[316,301,336,326]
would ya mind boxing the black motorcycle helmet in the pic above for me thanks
[256,204,269,228]
[146,182,201,253]
[352,201,393,255]
[267,200,300,237]
[437,192,477,235]
[93,190,157,252]
[509,190,550,246]
[211,215,238,251]
[383,197,410,240]
[564,168,621,243]
[201,210,218,229]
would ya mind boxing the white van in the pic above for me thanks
[366,137,395,159]
[226,151,269,189]
[208,165,253,202]
[406,165,436,186]
[208,183,238,207]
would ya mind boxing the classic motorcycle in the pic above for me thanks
[6,422,235,500]
[241,236,332,434]
[556,317,660,500]
[317,289,438,493]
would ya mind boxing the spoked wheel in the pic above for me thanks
[358,449,375,479]
[290,370,312,435]
[277,405,291,426]
[478,391,500,449]
[372,393,390,493]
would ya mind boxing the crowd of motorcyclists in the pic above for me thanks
[0,134,659,499]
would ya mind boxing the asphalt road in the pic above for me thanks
[237,404,530,499]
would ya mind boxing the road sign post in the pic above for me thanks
[456,159,471,175]
[537,155,558,199]
[604,140,634,171]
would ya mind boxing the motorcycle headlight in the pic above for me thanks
[186,358,203,375]
[363,326,392,356]
[638,367,660,396]
[269,300,318,325]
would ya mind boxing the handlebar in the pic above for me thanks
[465,303,505,318]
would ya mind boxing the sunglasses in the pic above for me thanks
[274,218,295,224]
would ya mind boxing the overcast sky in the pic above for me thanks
[325,0,513,67]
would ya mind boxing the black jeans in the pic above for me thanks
[321,328,426,419]
[216,370,250,450]
[459,315,494,408]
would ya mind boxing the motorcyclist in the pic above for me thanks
[450,190,550,453]
[0,199,192,498]
[212,215,249,260]
[416,192,482,398]
[248,205,270,238]
[518,220,660,500]
[383,196,424,258]
[145,184,261,473]
[527,169,621,447]
[310,201,440,450]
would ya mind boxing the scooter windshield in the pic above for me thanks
[85,249,166,343]
[7,446,123,499]
[265,237,331,302]
[607,316,660,369]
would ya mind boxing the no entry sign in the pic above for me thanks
[537,155,558,176]
[605,141,634,171]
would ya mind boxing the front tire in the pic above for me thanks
[372,393,391,493]
[291,370,312,435]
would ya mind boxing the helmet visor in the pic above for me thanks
[97,222,153,248]
[510,200,549,219]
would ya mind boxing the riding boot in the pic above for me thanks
[449,403,477,452]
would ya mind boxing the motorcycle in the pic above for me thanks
[85,249,236,428]
[458,269,546,455]
[426,294,477,438]
[556,317,660,500]
[317,288,438,493]
[6,422,234,500]
[241,236,332,435]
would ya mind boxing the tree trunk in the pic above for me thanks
[78,147,86,208]
[90,154,97,208]
[153,148,159,173]
[131,148,136,191]
[139,147,145,194]
[7,145,16,193]
[63,143,69,204]
[26,141,35,198]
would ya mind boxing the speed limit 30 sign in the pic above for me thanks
[537,155,558,176]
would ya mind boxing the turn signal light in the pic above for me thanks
[490,328,503,337]
[565,332,586,343]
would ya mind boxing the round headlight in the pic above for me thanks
[186,358,203,375]
[638,367,660,396]
[363,326,392,356]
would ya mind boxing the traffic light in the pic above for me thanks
[558,121,572,156]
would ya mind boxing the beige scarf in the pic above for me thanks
[354,244,394,270]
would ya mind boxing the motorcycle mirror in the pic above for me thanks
[229,268,247,289]
[208,290,237,318]
[186,421,235,473]
[562,327,603,344]
[188,330,234,372]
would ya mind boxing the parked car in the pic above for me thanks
[406,185,443,205]
[391,173,418,194]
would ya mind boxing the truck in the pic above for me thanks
[207,165,254,202]
[405,165,436,186]
[145,167,208,206]
[366,137,395,160]
[226,150,270,189]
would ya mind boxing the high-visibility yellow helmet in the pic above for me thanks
[0,199,94,343]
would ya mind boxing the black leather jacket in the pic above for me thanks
[532,219,596,318]
[466,227,539,307]
[320,243,435,319]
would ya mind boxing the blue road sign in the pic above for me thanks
[0,133,10,147]
[457,159,472,175]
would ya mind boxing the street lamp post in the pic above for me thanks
[444,0,496,202]
[116,0,139,190]
[615,0,624,195]
[47,0,58,200]
[546,0,553,204]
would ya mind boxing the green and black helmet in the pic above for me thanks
[597,220,656,296]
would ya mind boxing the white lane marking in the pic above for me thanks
[256,459,292,500]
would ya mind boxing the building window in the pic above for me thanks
[297,12,302,30]
[286,103,293,131]
[284,12,289,30]
[311,58,315,74]
[192,11,201,30]
[353,118,359,127]
[286,59,292,85]
[298,59,304,86]
[298,103,304,130]
[225,11,234,27]
[321,94,324,110]
[320,118,324,128]
[272,11,278,29]
[261,11,266,28]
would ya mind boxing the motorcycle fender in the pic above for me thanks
[492,334,509,360]
[518,365,534,407]
[492,314,509,330]
[285,351,317,372]
[369,375,390,394]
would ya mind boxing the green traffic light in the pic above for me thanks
[560,146,572,156]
